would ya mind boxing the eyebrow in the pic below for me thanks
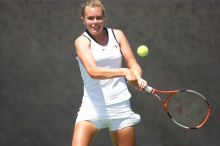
[87,15,104,19]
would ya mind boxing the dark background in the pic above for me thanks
[1,0,220,146]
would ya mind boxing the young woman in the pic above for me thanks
[72,0,147,146]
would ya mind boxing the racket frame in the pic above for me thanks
[145,86,211,129]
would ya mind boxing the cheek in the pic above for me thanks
[82,19,105,28]
[83,20,91,26]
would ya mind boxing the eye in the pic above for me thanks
[96,16,104,20]
[86,16,104,21]
[87,16,95,20]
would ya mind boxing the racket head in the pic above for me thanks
[163,90,211,129]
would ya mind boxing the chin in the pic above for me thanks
[91,29,102,35]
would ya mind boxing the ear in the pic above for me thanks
[81,16,85,25]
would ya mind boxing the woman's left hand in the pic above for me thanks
[131,78,147,91]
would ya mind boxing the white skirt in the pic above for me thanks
[75,100,141,131]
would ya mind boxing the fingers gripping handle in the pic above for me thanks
[145,86,153,93]
[126,80,153,93]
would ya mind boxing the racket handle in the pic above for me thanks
[145,86,153,93]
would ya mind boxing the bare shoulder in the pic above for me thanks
[75,35,90,46]
[112,29,124,36]
[112,29,126,43]
[74,35,91,53]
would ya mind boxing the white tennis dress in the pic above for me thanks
[75,28,140,130]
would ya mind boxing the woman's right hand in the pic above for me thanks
[125,69,139,87]
[125,69,147,91]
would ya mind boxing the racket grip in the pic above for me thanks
[145,86,153,93]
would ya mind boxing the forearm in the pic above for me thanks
[88,67,128,79]
[129,64,142,79]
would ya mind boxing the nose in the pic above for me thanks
[93,17,101,23]
[93,18,98,23]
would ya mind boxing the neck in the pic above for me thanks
[95,28,108,45]
[87,28,108,46]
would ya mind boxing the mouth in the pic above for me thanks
[91,26,102,33]
[92,25,101,30]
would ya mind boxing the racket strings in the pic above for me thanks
[167,91,209,128]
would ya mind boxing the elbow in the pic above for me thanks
[89,72,98,79]
[87,68,100,79]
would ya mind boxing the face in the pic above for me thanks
[81,6,105,36]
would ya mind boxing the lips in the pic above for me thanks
[90,26,102,34]
[92,26,101,30]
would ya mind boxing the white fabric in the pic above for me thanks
[75,100,141,131]
[76,28,131,106]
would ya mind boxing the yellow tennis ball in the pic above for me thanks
[137,45,149,57]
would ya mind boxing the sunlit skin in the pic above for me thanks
[72,5,147,146]
[81,7,107,45]
[78,6,147,88]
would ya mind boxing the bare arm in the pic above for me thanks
[113,29,142,78]
[74,35,136,81]
[113,29,147,90]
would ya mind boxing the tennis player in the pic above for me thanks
[72,0,147,146]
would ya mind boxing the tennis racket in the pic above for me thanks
[145,86,211,129]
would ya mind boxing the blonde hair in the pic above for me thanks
[81,0,105,17]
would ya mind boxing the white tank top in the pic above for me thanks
[76,28,131,106]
